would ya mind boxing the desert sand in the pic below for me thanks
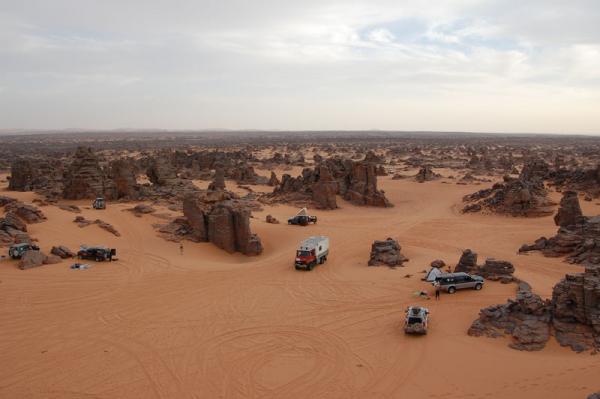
[1,171,599,399]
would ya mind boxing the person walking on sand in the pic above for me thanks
[179,243,184,255]
[434,281,441,300]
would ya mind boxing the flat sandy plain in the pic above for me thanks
[1,172,599,399]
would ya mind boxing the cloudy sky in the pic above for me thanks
[1,0,599,133]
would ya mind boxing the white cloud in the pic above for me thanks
[0,0,599,132]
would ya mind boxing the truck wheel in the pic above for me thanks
[322,256,327,263]
[448,286,456,294]
[474,283,483,290]
[295,265,301,270]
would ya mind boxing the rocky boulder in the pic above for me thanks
[51,245,76,259]
[265,214,279,224]
[368,238,408,267]
[455,249,478,273]
[19,251,61,270]
[480,258,516,282]
[554,191,583,227]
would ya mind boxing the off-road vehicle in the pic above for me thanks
[77,246,116,262]
[8,243,40,259]
[435,272,484,294]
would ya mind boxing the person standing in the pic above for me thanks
[179,242,184,255]
[434,281,441,300]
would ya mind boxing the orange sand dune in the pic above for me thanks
[1,176,599,399]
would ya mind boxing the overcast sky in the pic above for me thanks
[1,0,599,133]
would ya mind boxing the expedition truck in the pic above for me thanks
[294,236,329,270]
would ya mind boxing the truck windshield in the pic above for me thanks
[297,250,311,257]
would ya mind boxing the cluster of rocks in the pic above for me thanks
[462,176,554,217]
[519,191,600,264]
[469,265,600,352]
[455,249,516,282]
[368,238,409,267]
[158,191,263,255]
[269,157,391,209]
[0,197,45,246]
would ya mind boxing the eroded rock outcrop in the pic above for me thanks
[519,195,600,265]
[368,238,408,267]
[51,245,76,259]
[455,249,478,273]
[468,284,551,351]
[19,251,61,270]
[462,176,554,217]
[415,165,441,183]
[469,266,600,352]
[268,158,390,209]
[5,202,46,224]
[63,147,109,200]
[107,158,140,199]
[553,191,583,228]
[165,193,263,255]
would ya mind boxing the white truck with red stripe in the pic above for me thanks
[294,236,329,271]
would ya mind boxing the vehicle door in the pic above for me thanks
[456,275,470,289]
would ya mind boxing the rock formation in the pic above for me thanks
[208,168,226,191]
[167,193,263,255]
[368,238,408,267]
[553,191,583,228]
[9,158,64,195]
[4,201,46,224]
[51,245,76,258]
[462,176,554,217]
[455,249,478,273]
[415,165,440,183]
[519,196,600,265]
[63,147,109,200]
[268,171,279,187]
[19,250,61,270]
[344,161,391,207]
[147,156,178,186]
[455,250,515,282]
[268,158,391,209]
[265,214,279,224]
[468,283,552,351]
[107,158,139,199]
[311,165,338,209]
[469,266,600,352]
